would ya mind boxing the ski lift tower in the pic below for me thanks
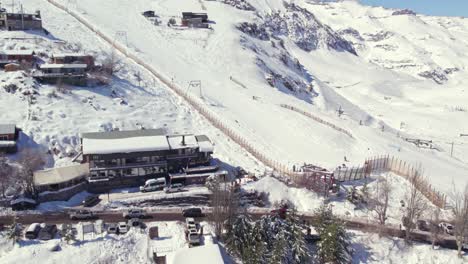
[186,80,203,98]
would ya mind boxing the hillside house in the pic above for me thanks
[0,10,42,31]
[0,50,35,67]
[51,53,95,69]
[181,12,209,28]
[0,124,19,153]
[33,63,87,85]
[80,129,214,184]
[34,163,89,193]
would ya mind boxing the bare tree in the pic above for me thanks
[18,148,46,195]
[370,176,392,230]
[429,207,442,249]
[0,154,14,198]
[208,177,239,238]
[451,183,468,258]
[403,172,429,243]
[101,49,123,76]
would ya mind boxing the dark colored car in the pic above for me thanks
[182,208,204,217]
[38,224,58,240]
[417,220,430,232]
[82,194,100,207]
[11,198,38,211]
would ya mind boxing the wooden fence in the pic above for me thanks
[338,155,447,208]
[47,1,446,209]
[280,104,354,138]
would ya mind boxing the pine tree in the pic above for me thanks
[226,214,263,264]
[63,228,76,244]
[287,211,310,264]
[313,203,352,264]
[7,220,22,245]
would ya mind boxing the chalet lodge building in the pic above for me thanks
[80,129,214,183]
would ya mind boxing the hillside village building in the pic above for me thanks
[0,10,42,31]
[51,53,95,69]
[80,129,214,182]
[0,124,19,153]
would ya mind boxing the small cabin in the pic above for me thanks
[0,50,35,66]
[0,10,42,31]
[142,10,156,18]
[0,124,19,153]
[51,54,94,69]
[181,12,209,28]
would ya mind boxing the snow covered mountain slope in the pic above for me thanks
[11,0,468,193]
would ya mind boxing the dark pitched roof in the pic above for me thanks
[81,128,166,140]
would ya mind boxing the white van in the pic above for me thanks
[25,223,41,239]
[139,178,166,192]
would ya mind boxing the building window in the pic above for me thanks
[0,135,7,141]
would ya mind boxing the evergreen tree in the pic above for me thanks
[7,220,22,245]
[313,203,352,264]
[63,228,76,244]
[286,210,310,263]
[226,214,264,264]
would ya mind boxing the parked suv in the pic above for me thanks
[118,222,129,234]
[164,183,184,193]
[38,224,58,240]
[182,208,203,218]
[25,223,41,239]
[69,210,95,220]
[123,209,146,219]
[140,178,165,192]
[82,194,100,207]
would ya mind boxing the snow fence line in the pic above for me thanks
[44,0,294,176]
[44,0,446,210]
[280,104,354,138]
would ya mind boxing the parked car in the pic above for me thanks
[187,229,200,246]
[25,223,41,239]
[123,209,146,219]
[185,217,196,229]
[417,220,430,232]
[82,194,100,207]
[107,223,118,234]
[140,178,166,192]
[128,218,142,227]
[439,222,454,235]
[69,210,95,220]
[164,183,184,193]
[182,208,203,218]
[38,224,58,240]
[118,222,129,234]
[11,197,38,211]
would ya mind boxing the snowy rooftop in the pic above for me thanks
[52,53,89,58]
[34,163,89,186]
[1,50,34,55]
[0,124,15,134]
[81,129,214,155]
[171,244,224,264]
[82,135,170,155]
[40,63,87,69]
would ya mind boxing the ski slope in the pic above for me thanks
[27,0,467,194]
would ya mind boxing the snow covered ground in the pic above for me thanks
[350,231,464,264]
[244,173,452,224]
[30,0,468,194]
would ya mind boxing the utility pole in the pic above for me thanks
[20,4,23,30]
[450,141,454,157]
